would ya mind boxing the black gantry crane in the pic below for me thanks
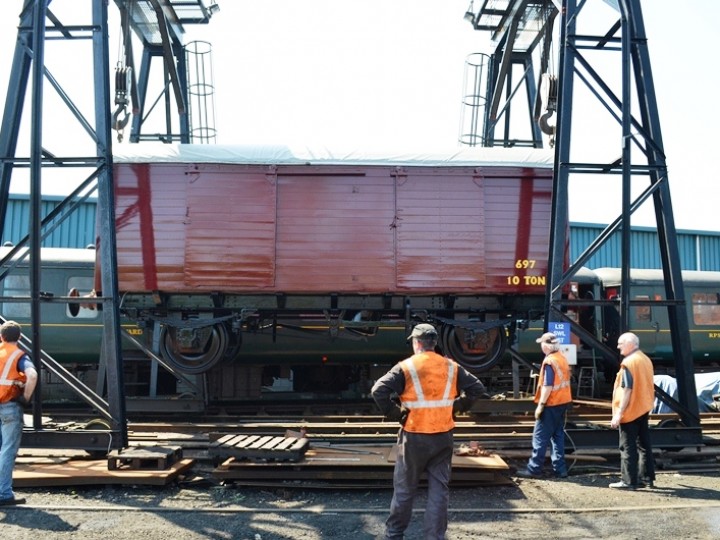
[0,0,218,451]
[463,0,701,445]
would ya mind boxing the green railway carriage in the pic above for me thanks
[0,246,106,365]
[593,268,720,364]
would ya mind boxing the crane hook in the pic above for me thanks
[112,64,133,142]
[538,73,557,147]
[112,105,131,142]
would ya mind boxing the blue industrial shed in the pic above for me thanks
[570,222,720,271]
[1,194,97,250]
[2,197,719,271]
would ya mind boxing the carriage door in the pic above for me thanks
[633,289,659,355]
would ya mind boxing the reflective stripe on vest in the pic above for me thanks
[0,348,26,403]
[545,358,571,393]
[401,357,456,410]
[0,349,25,387]
[535,351,572,406]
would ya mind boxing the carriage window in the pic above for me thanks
[67,276,98,319]
[692,292,720,326]
[634,295,651,322]
[0,275,30,318]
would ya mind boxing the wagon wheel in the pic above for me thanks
[82,418,112,459]
[656,418,686,452]
[440,323,507,374]
[159,323,230,375]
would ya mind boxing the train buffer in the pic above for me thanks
[107,445,184,471]
[209,433,310,463]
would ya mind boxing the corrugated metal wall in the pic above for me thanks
[1,195,97,249]
[697,234,720,271]
[570,222,720,271]
[2,197,720,271]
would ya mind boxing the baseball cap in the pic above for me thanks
[535,332,559,344]
[407,323,438,341]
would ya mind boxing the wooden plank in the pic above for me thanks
[14,458,194,487]
[212,443,511,488]
[497,449,607,462]
[387,445,509,470]
[213,454,512,487]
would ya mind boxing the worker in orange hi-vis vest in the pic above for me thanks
[516,331,573,479]
[0,321,37,506]
[609,332,656,490]
[371,323,487,540]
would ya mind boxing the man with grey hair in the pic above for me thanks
[0,320,37,506]
[516,331,572,479]
[371,323,487,540]
[609,331,656,489]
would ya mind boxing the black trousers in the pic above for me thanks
[385,429,453,540]
[618,412,655,485]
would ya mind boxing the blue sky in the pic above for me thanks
[0,1,718,232]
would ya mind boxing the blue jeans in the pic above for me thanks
[0,401,24,500]
[526,403,569,476]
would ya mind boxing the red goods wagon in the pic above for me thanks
[111,145,554,378]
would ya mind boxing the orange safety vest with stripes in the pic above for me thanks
[612,350,655,423]
[533,351,572,406]
[399,351,459,434]
[0,343,27,403]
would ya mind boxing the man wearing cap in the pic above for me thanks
[516,331,572,479]
[371,323,487,540]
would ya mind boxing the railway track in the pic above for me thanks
[45,399,720,447]
[19,403,720,490]
[119,408,720,460]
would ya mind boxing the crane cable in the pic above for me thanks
[538,1,558,146]
[112,1,133,142]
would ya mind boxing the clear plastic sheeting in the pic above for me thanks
[113,143,555,168]
[653,373,720,413]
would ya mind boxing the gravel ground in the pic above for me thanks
[2,464,719,539]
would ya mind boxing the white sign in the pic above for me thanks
[560,344,577,366]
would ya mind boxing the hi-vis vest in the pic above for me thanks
[399,352,458,434]
[534,351,572,406]
[612,350,655,423]
[0,343,26,403]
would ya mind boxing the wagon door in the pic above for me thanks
[274,167,395,292]
[393,167,486,291]
[185,164,277,289]
[632,289,660,355]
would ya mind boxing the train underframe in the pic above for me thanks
[118,291,547,399]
